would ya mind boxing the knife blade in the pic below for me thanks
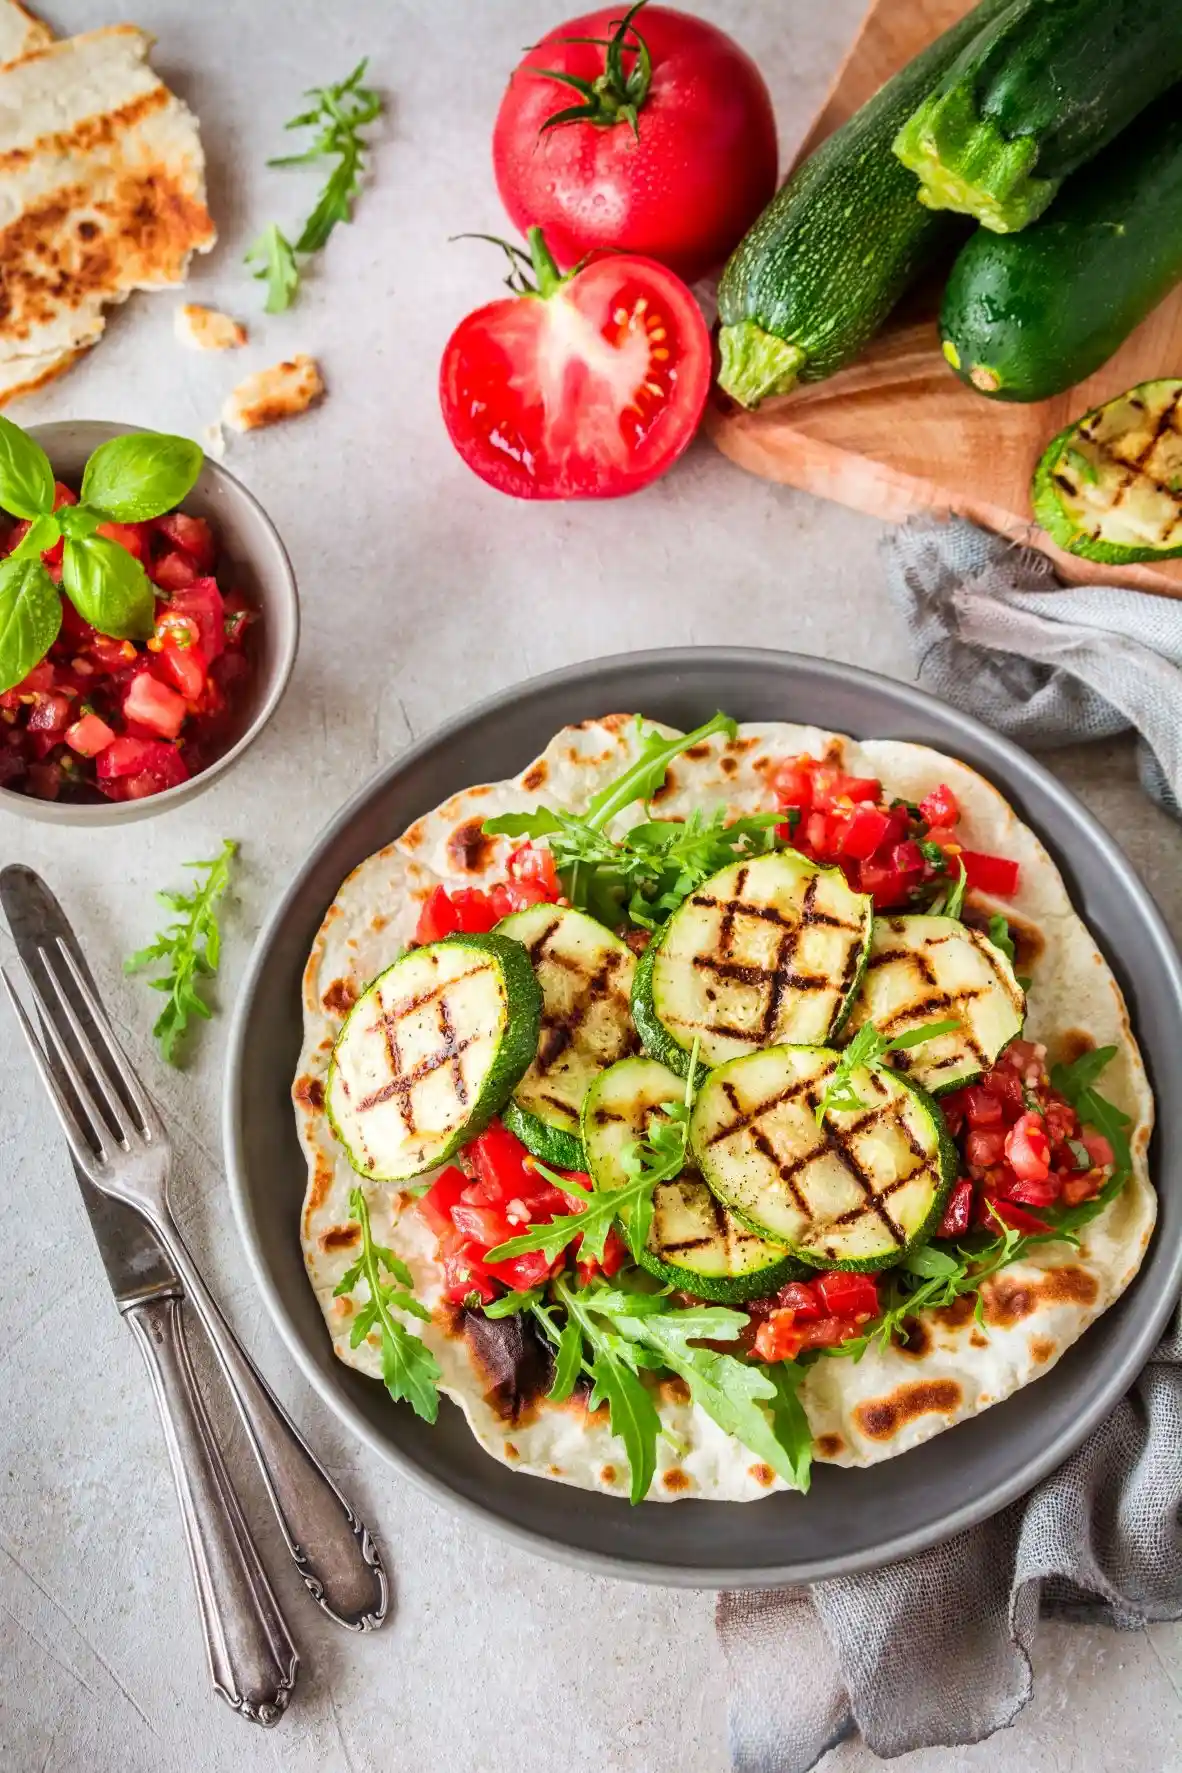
[0,864,179,1305]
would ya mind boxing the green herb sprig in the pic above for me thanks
[816,1017,961,1124]
[125,841,237,1064]
[248,59,382,312]
[0,419,203,693]
[335,1187,441,1422]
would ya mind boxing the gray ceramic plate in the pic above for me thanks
[224,649,1182,1587]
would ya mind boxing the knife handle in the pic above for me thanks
[147,1222,389,1632]
[124,1292,299,1726]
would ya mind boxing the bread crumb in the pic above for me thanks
[175,304,246,351]
[223,355,324,432]
[202,421,226,461]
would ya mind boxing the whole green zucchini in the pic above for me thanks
[941,93,1182,402]
[716,0,1013,409]
[894,0,1182,233]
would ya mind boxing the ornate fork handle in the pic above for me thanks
[142,1217,388,1631]
[124,1290,298,1725]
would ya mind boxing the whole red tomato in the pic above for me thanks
[439,227,711,500]
[493,2,778,283]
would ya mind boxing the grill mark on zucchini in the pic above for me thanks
[863,942,990,1072]
[1107,387,1182,531]
[358,1016,480,1118]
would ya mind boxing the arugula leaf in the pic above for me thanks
[987,914,1016,965]
[0,414,55,519]
[246,223,300,313]
[944,860,967,919]
[481,808,563,841]
[761,1360,814,1492]
[816,1016,961,1124]
[1049,1045,1133,1184]
[338,1186,439,1422]
[556,1278,660,1502]
[902,1242,960,1278]
[253,60,382,308]
[79,433,203,522]
[584,712,738,830]
[1049,1046,1119,1100]
[546,1313,586,1403]
[482,1287,544,1318]
[62,534,155,641]
[125,841,238,1064]
[0,556,62,694]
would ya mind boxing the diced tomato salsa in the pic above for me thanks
[748,1269,880,1363]
[937,1040,1113,1234]
[417,1118,626,1306]
[769,754,1020,910]
[0,488,257,804]
[414,844,562,945]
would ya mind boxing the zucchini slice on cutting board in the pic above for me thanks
[632,851,871,1078]
[582,1056,800,1302]
[327,932,541,1182]
[496,903,638,1168]
[845,914,1025,1094]
[690,1045,955,1271]
[1032,380,1182,564]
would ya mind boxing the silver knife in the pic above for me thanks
[0,865,299,1726]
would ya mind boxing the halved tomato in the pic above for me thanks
[439,227,710,500]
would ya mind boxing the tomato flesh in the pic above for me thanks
[439,248,711,500]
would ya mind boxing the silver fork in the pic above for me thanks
[3,936,389,1635]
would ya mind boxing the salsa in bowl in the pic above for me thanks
[0,420,298,823]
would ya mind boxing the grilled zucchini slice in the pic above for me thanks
[326,932,541,1182]
[690,1045,955,1271]
[496,903,638,1168]
[845,915,1025,1094]
[582,1056,800,1302]
[633,851,871,1077]
[1031,380,1182,564]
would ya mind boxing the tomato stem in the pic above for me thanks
[534,1,652,139]
[526,227,564,298]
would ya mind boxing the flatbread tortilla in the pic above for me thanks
[0,0,51,64]
[294,719,1155,1501]
[0,24,215,403]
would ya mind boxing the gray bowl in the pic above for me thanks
[224,649,1182,1587]
[4,421,298,824]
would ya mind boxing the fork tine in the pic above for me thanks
[48,938,161,1139]
[0,966,105,1168]
[36,943,137,1148]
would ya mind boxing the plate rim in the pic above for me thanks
[223,646,1182,1587]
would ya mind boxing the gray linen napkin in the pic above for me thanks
[718,518,1182,1770]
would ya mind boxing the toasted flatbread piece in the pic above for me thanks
[0,0,51,64]
[0,25,215,401]
[223,356,325,431]
[176,303,246,351]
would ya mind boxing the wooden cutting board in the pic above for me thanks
[705,0,1182,595]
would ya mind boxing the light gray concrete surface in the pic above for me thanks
[0,4,1179,1770]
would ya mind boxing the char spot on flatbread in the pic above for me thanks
[1030,1337,1055,1364]
[661,1377,691,1407]
[600,1464,617,1484]
[892,1316,930,1359]
[684,743,712,760]
[931,1294,976,1330]
[662,1467,692,1493]
[1052,1028,1097,1068]
[504,1441,519,1459]
[982,1265,1099,1328]
[816,1433,845,1457]
[322,978,357,1016]
[970,1330,988,1348]
[854,1379,962,1440]
[447,817,496,874]
[371,913,388,932]
[304,1155,336,1224]
[547,1464,563,1477]
[748,1463,775,1487]
[319,1224,360,1252]
[293,1074,324,1110]
[720,755,738,775]
[522,760,548,790]
[463,1309,554,1424]
[402,820,427,851]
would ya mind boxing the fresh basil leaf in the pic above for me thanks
[80,432,203,522]
[55,504,101,541]
[0,557,62,694]
[8,512,61,561]
[547,1315,584,1402]
[62,534,155,640]
[987,914,1016,965]
[0,415,55,519]
[585,712,738,830]
[483,807,563,839]
[1049,1046,1118,1103]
